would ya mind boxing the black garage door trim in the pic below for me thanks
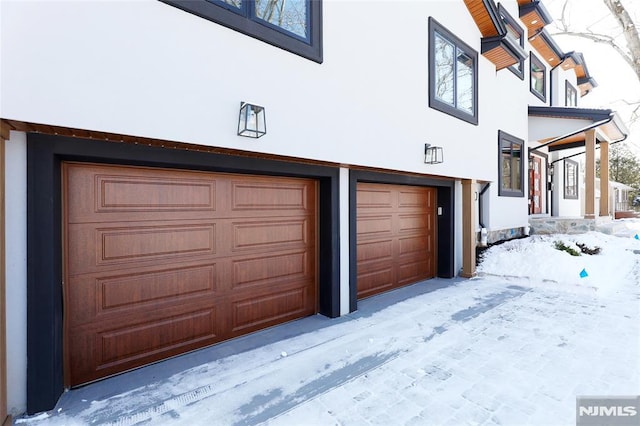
[26,133,340,414]
[349,170,455,313]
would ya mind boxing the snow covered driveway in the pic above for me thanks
[17,230,640,426]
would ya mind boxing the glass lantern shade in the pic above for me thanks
[238,102,266,138]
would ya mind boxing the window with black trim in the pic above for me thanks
[499,130,524,197]
[565,81,577,106]
[564,159,579,199]
[498,4,525,79]
[429,17,478,125]
[160,0,322,63]
[530,52,546,102]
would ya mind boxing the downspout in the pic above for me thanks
[478,183,490,246]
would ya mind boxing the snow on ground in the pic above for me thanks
[477,225,640,296]
[15,220,640,426]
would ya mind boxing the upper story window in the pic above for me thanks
[161,0,323,63]
[498,4,525,80]
[530,52,546,102]
[498,130,524,197]
[429,17,478,125]
[564,159,579,199]
[565,81,578,106]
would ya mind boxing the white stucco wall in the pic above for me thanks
[5,131,27,415]
[1,0,501,182]
[550,64,578,107]
[551,151,583,217]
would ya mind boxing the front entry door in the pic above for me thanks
[529,156,543,214]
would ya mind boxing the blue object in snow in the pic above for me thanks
[579,268,589,278]
[635,234,639,240]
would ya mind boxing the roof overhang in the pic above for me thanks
[529,106,628,151]
[529,28,564,68]
[518,0,553,37]
[481,34,528,70]
[464,0,528,70]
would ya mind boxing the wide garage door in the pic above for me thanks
[357,182,436,299]
[64,162,317,386]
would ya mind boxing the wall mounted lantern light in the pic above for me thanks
[238,102,266,138]
[424,143,444,164]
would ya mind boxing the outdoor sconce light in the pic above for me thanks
[238,102,266,138]
[424,143,444,164]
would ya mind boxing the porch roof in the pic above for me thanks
[528,106,628,151]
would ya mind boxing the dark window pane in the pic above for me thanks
[457,50,473,114]
[217,0,241,7]
[498,131,524,196]
[256,0,308,38]
[435,33,455,106]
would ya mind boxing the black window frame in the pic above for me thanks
[498,4,525,80]
[498,130,525,197]
[160,0,323,63]
[565,80,578,107]
[564,159,579,199]
[428,17,479,125]
[530,52,547,102]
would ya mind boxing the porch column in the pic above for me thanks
[461,179,476,278]
[0,122,7,425]
[584,129,597,218]
[599,141,610,217]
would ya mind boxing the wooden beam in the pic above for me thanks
[461,179,477,278]
[599,141,610,217]
[584,129,597,218]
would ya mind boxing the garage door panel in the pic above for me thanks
[398,214,427,233]
[67,222,218,275]
[98,308,218,365]
[64,162,317,386]
[230,286,314,333]
[67,264,218,326]
[398,235,429,256]
[398,261,430,285]
[357,187,394,208]
[398,188,429,207]
[231,251,312,289]
[357,183,436,299]
[67,271,222,327]
[357,215,393,238]
[66,164,219,223]
[69,306,224,385]
[357,239,393,262]
[357,267,394,298]
[231,180,312,212]
[98,224,216,263]
[232,219,310,251]
[96,175,216,213]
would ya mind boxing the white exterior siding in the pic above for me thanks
[4,132,27,415]
[1,0,506,182]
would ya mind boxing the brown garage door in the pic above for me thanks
[357,182,436,299]
[63,162,317,386]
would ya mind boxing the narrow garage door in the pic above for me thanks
[357,182,436,299]
[64,162,317,386]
